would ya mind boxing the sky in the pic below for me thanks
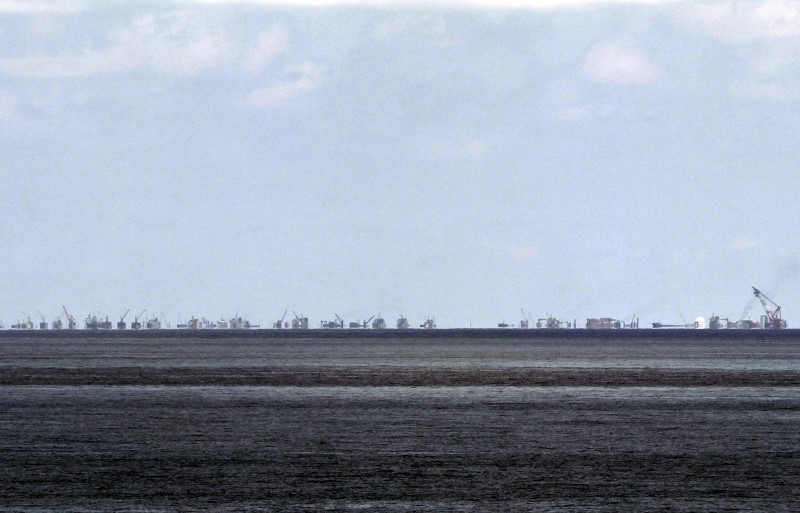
[1,0,800,328]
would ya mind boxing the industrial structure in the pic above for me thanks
[0,287,789,331]
[753,287,787,329]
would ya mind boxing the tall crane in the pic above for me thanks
[273,309,287,329]
[132,310,146,330]
[118,309,131,330]
[62,306,77,329]
[37,311,48,330]
[752,286,787,329]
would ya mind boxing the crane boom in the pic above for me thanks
[62,305,76,329]
[752,286,785,329]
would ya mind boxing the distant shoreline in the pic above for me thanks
[0,328,798,340]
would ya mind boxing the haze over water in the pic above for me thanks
[2,334,799,511]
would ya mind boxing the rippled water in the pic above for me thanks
[1,335,799,511]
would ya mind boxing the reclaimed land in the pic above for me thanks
[1,327,800,339]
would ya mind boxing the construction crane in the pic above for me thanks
[291,312,308,329]
[519,309,530,329]
[536,314,570,329]
[420,316,437,329]
[273,309,288,329]
[322,314,345,329]
[752,286,787,329]
[132,310,146,330]
[20,312,33,330]
[349,315,374,329]
[117,309,131,330]
[62,306,77,329]
[37,311,48,330]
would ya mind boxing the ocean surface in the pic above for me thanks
[1,334,799,511]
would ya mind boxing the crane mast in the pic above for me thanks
[62,306,77,330]
[752,286,787,329]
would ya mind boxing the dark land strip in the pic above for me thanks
[2,366,799,386]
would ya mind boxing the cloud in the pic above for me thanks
[244,62,325,107]
[241,25,291,73]
[0,11,241,78]
[679,0,800,43]
[0,0,84,13]
[582,36,660,84]
[371,13,449,42]
[190,0,680,8]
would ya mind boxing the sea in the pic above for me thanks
[1,334,799,512]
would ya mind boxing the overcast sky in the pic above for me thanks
[2,0,799,327]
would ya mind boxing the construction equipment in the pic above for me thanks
[291,312,309,329]
[11,320,29,330]
[230,315,256,329]
[37,311,48,330]
[586,318,622,329]
[536,314,571,329]
[62,306,76,329]
[652,322,684,328]
[321,313,344,329]
[709,315,736,329]
[349,315,374,329]
[86,314,112,330]
[273,309,288,329]
[117,309,131,330]
[372,315,386,329]
[519,309,531,329]
[146,315,161,329]
[752,286,787,329]
[12,313,33,330]
[132,310,145,330]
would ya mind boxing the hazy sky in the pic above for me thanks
[2,0,799,327]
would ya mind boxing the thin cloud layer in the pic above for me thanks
[680,0,800,43]
[0,11,289,79]
[191,0,680,7]
[371,13,450,42]
[244,62,325,107]
[582,37,660,84]
[1,0,798,321]
[0,0,84,13]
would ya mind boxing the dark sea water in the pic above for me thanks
[1,335,799,511]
